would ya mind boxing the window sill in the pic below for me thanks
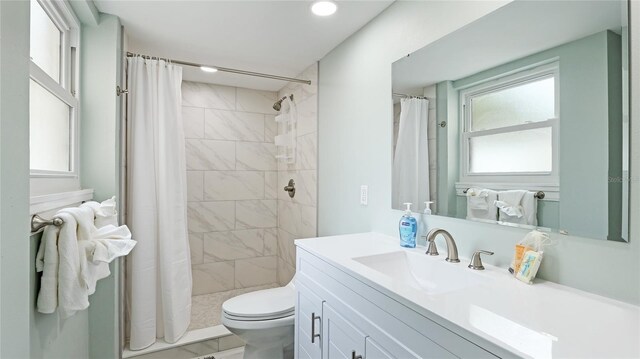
[30,189,94,215]
[455,182,559,201]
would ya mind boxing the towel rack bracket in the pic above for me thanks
[31,214,64,234]
[463,188,545,199]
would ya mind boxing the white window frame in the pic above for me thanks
[457,61,560,200]
[29,0,80,180]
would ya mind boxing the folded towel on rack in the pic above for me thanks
[496,190,538,226]
[466,188,498,221]
[35,199,136,318]
[35,224,61,314]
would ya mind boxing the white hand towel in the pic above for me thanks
[60,206,135,297]
[497,190,537,226]
[81,196,118,228]
[466,188,498,221]
[81,224,136,294]
[36,224,61,314]
[54,211,90,318]
[91,225,135,263]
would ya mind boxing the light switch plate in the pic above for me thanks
[360,185,368,205]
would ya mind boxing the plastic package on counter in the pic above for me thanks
[508,230,550,276]
[516,250,544,284]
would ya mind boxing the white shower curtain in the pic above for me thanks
[126,57,192,350]
[392,98,430,209]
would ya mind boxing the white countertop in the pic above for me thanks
[295,232,640,359]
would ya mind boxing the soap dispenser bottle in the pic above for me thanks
[424,201,434,215]
[399,203,417,248]
[420,201,434,236]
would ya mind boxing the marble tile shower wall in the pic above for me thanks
[276,63,319,285]
[182,81,280,295]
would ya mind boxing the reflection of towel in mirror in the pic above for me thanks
[466,188,498,221]
[496,190,537,226]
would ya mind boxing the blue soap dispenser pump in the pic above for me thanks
[399,203,417,248]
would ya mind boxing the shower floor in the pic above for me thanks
[189,283,279,330]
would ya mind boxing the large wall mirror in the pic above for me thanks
[391,0,630,241]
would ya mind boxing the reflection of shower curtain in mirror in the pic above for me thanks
[392,98,430,210]
[126,57,192,350]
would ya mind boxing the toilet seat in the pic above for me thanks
[222,312,295,330]
[222,283,295,321]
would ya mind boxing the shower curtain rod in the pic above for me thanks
[126,52,312,85]
[392,92,430,100]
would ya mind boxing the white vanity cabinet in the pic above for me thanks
[295,281,323,359]
[322,303,366,358]
[295,247,504,359]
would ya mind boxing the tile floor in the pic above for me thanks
[129,284,277,358]
[189,283,279,330]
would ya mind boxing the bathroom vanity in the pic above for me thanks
[294,233,640,358]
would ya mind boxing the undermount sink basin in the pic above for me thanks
[352,251,490,295]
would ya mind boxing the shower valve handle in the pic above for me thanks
[283,179,296,198]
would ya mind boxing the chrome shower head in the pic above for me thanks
[272,94,294,112]
[273,100,282,111]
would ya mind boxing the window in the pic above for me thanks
[29,0,80,190]
[458,62,559,190]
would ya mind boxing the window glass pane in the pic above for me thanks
[469,127,552,173]
[30,0,61,82]
[471,77,555,131]
[30,80,70,172]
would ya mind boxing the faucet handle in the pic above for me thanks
[468,250,494,270]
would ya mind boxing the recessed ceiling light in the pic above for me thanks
[200,66,218,73]
[311,1,337,16]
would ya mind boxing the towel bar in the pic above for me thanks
[462,188,545,199]
[31,214,64,234]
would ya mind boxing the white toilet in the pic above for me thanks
[221,281,295,359]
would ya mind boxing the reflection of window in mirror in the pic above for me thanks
[29,0,81,196]
[458,62,559,193]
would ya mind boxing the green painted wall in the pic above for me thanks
[1,1,32,357]
[318,0,640,304]
[27,12,124,359]
[0,6,122,358]
[80,13,123,359]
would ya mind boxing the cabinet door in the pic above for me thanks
[322,303,366,359]
[365,337,393,359]
[296,282,324,359]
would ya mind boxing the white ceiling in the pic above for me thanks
[392,0,626,95]
[95,0,393,91]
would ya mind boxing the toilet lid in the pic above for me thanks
[222,285,295,320]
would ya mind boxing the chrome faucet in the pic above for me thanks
[424,228,460,263]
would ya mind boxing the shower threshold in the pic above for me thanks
[123,283,278,358]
